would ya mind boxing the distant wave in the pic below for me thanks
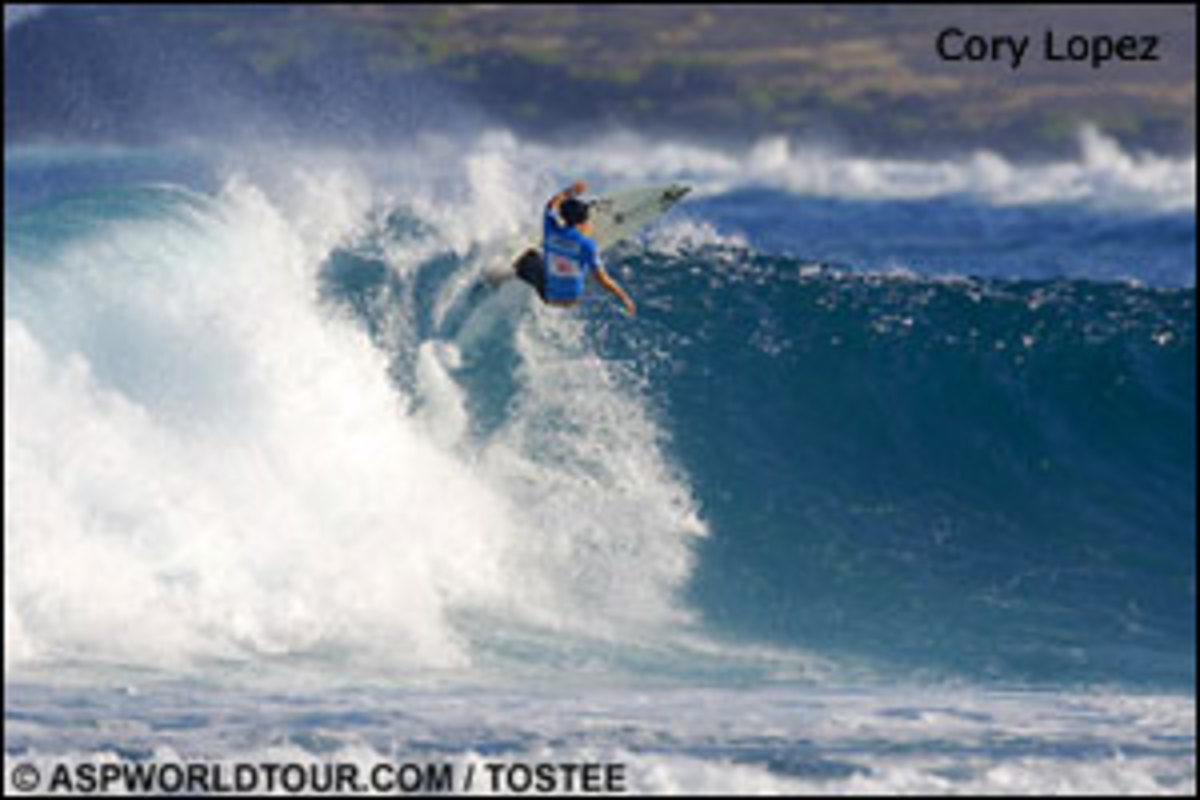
[461,125,1195,215]
[9,121,1193,215]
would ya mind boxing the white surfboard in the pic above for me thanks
[484,183,690,283]
[587,183,691,250]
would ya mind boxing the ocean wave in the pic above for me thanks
[3,165,706,677]
[607,249,1196,687]
[4,146,1195,688]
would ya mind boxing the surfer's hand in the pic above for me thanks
[571,181,587,196]
[623,297,637,316]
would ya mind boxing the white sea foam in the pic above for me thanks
[641,216,750,256]
[4,682,1193,795]
[3,154,706,677]
[452,125,1194,215]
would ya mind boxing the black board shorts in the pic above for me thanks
[514,248,546,301]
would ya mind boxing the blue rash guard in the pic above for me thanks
[542,205,602,303]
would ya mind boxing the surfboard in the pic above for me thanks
[484,183,690,284]
[587,183,691,250]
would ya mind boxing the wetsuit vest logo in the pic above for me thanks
[548,253,581,277]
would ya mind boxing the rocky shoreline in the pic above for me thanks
[6,5,1195,158]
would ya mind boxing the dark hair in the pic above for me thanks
[560,197,590,226]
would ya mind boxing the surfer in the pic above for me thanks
[513,181,637,316]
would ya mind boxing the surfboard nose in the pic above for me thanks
[665,185,691,202]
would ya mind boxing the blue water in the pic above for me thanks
[639,264,1195,686]
[693,190,1196,286]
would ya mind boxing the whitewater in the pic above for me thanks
[5,126,1196,794]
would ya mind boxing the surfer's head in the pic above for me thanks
[560,197,590,227]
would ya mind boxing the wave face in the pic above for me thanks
[612,253,1196,687]
[4,136,1196,692]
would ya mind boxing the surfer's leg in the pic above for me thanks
[514,248,547,301]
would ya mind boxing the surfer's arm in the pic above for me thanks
[545,181,588,212]
[593,267,636,316]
